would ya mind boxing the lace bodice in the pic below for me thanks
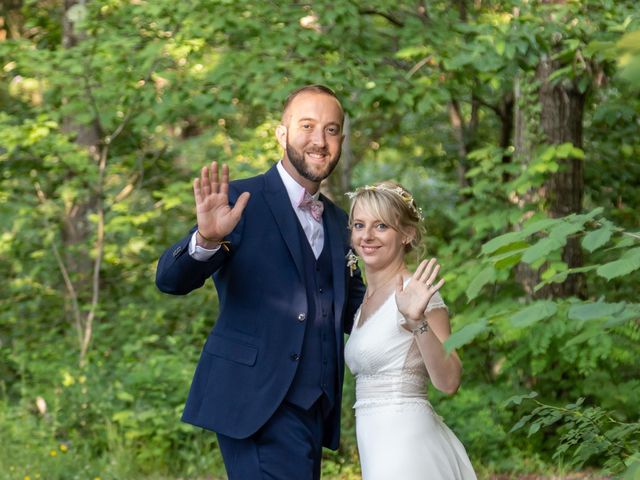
[344,288,447,410]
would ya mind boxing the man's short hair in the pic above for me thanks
[281,85,344,124]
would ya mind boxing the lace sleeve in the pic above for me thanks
[426,291,448,313]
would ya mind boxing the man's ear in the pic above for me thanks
[276,124,287,149]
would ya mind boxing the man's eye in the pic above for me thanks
[327,127,339,135]
[302,124,312,129]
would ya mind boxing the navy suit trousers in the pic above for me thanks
[216,400,324,480]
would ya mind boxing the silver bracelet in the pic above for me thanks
[411,321,429,335]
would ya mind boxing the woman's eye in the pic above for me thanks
[352,223,364,229]
[376,223,388,230]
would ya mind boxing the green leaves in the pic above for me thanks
[597,247,640,280]
[568,302,626,321]
[506,394,639,473]
[444,319,488,353]
[510,301,557,328]
[582,222,615,252]
[466,266,496,302]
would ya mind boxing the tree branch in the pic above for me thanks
[34,183,84,347]
[358,7,404,27]
[79,142,107,366]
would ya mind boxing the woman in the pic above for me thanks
[344,182,476,480]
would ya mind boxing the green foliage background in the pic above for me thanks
[1,1,639,479]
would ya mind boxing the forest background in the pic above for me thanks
[1,1,639,479]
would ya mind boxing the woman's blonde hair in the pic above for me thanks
[347,181,425,254]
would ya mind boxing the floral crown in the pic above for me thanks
[345,184,424,221]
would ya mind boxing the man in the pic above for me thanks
[156,85,365,479]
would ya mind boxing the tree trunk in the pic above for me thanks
[537,55,587,299]
[512,63,587,299]
[498,92,514,182]
[513,73,542,296]
[0,0,23,40]
[60,0,105,366]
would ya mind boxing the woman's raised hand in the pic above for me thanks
[193,161,250,244]
[395,258,445,324]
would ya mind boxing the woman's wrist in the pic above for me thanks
[411,320,430,335]
[402,314,430,335]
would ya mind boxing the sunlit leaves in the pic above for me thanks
[596,247,640,280]
[582,222,615,252]
[568,301,626,321]
[466,266,496,302]
[510,301,557,328]
[444,318,488,353]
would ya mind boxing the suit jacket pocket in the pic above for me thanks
[204,334,258,366]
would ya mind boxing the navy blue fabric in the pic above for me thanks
[285,219,337,415]
[216,400,324,480]
[156,165,365,452]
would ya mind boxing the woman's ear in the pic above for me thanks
[409,226,417,242]
[405,226,417,247]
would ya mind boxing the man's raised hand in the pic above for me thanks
[193,161,250,246]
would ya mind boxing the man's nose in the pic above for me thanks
[311,128,326,147]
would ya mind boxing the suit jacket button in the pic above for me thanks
[290,353,300,361]
[297,313,306,322]
[172,246,183,257]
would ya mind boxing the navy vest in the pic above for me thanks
[284,218,337,414]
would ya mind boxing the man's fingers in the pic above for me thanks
[201,165,212,195]
[193,178,202,204]
[229,191,251,220]
[209,161,219,192]
[220,163,229,196]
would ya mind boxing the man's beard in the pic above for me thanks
[286,142,341,183]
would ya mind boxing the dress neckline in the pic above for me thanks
[355,277,411,329]
[355,289,395,329]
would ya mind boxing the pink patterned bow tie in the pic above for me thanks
[298,191,324,222]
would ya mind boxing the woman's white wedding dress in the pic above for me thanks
[344,290,477,480]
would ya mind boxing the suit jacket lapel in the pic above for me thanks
[321,197,346,329]
[262,166,305,280]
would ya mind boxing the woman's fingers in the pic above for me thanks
[417,258,437,284]
[426,263,440,287]
[413,259,428,281]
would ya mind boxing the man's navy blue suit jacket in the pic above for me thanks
[156,165,365,449]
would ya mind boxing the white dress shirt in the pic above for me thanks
[189,161,324,260]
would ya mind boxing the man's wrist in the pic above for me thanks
[196,230,222,248]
